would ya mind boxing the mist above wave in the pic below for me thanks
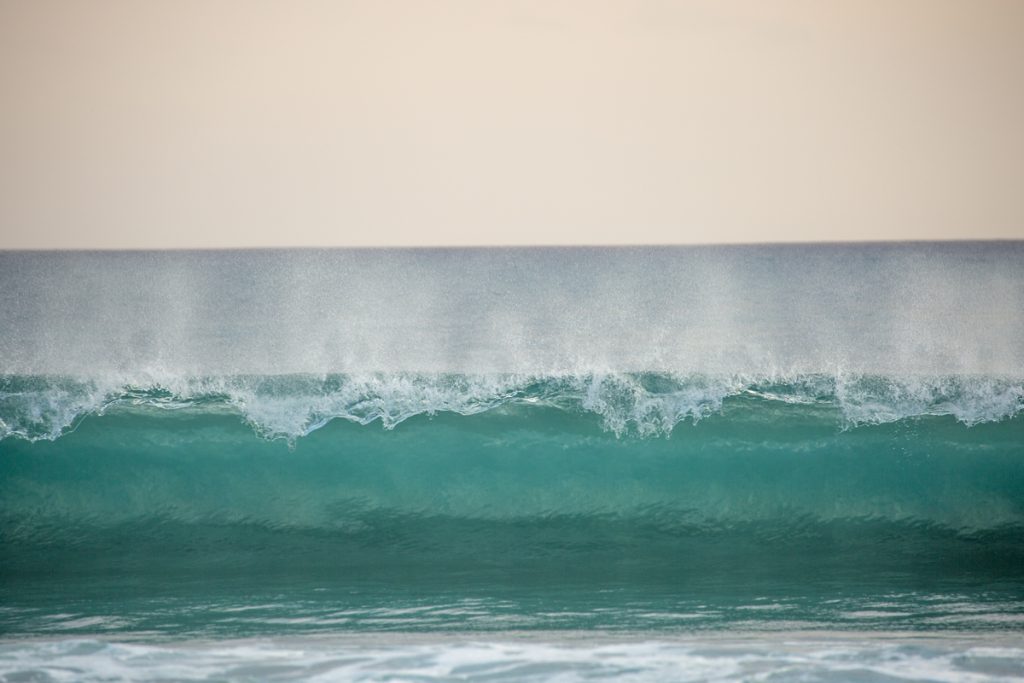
[1,245,1021,379]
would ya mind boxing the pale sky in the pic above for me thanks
[1,0,1022,249]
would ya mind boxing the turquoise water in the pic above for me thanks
[3,383,1023,638]
[1,245,1023,680]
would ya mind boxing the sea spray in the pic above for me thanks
[2,244,1022,378]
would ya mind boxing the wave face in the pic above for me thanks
[2,397,1023,636]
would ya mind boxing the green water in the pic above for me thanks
[3,396,1023,637]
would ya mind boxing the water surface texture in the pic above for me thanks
[1,244,1022,681]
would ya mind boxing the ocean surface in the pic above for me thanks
[1,244,1022,681]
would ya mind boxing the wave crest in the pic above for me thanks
[1,372,1021,442]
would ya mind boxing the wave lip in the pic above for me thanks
[1,372,1022,443]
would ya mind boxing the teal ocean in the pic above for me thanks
[1,245,1023,681]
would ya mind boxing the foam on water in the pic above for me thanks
[2,372,1021,442]
[1,635,1022,683]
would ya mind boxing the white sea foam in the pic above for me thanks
[1,371,1021,442]
[0,635,1021,682]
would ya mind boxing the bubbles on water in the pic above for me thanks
[1,636,1021,683]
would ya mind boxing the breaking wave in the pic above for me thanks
[1,372,1022,442]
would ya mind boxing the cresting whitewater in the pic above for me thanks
[1,243,1023,682]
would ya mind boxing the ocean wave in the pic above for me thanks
[1,372,1021,442]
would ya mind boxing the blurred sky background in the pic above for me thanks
[1,0,1022,248]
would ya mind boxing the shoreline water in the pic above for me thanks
[3,631,1023,682]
